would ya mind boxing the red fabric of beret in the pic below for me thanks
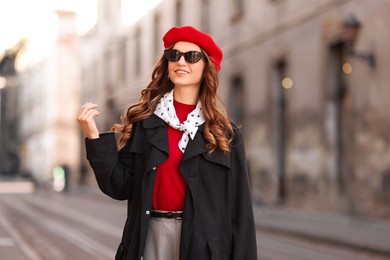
[163,26,223,71]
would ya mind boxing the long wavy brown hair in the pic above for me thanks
[112,50,234,153]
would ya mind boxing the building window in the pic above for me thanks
[105,49,113,87]
[56,11,76,42]
[153,13,161,59]
[175,0,183,26]
[201,0,210,33]
[103,0,112,25]
[135,28,141,77]
[231,0,244,24]
[272,58,289,203]
[119,39,127,84]
[229,75,245,126]
[327,42,348,195]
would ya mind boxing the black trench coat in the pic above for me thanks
[86,114,257,260]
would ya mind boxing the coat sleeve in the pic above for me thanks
[85,132,134,200]
[230,128,258,259]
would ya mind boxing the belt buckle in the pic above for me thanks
[169,211,182,220]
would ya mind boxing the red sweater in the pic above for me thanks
[152,100,196,211]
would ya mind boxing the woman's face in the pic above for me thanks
[167,41,205,91]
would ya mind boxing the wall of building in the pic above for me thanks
[11,0,386,216]
[94,0,390,218]
[17,11,82,188]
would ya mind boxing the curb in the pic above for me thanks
[254,207,390,256]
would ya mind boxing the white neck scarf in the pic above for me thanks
[154,90,205,153]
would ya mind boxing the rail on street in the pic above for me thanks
[0,188,389,260]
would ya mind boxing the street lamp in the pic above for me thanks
[342,14,376,69]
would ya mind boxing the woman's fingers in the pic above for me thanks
[77,103,99,121]
[80,109,100,122]
[77,103,98,120]
[77,103,101,139]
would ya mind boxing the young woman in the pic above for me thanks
[77,26,257,260]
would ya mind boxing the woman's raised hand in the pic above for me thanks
[77,103,101,139]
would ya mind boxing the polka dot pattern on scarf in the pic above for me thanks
[154,90,205,153]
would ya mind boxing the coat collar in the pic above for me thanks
[142,114,169,156]
[143,114,166,129]
[141,114,230,170]
[182,128,230,170]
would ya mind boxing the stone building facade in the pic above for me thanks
[89,0,389,218]
[11,0,386,217]
[16,10,82,186]
[10,0,127,187]
[221,0,390,218]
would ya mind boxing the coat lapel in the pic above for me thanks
[143,115,168,152]
[182,126,231,170]
[180,126,232,210]
[142,115,169,171]
[181,129,207,162]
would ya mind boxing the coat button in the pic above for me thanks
[152,166,156,171]
[146,210,150,215]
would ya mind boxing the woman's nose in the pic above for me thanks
[177,55,186,65]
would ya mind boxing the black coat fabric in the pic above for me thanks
[86,114,257,260]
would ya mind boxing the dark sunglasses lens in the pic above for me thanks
[184,51,204,63]
[164,49,204,63]
[164,49,181,61]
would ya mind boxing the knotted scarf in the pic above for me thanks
[154,90,205,153]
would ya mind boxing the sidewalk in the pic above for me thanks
[254,206,390,256]
[0,177,35,194]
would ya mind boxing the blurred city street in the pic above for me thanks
[1,0,390,259]
[1,186,389,260]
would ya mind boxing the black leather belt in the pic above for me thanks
[150,211,183,220]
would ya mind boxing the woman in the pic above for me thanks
[77,26,257,260]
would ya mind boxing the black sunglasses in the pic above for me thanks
[164,49,204,64]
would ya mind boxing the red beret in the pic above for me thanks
[163,26,223,71]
